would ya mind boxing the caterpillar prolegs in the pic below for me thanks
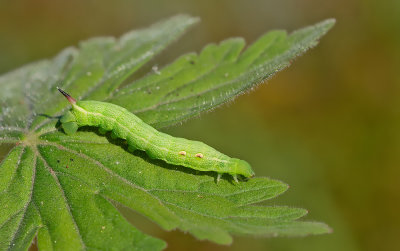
[58,88,255,182]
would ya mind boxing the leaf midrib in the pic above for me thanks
[6,147,37,250]
[36,151,86,249]
[130,35,285,115]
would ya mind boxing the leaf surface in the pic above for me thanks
[0,15,335,250]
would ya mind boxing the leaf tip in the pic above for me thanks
[168,14,201,27]
[312,222,334,235]
[324,17,336,26]
[317,18,336,32]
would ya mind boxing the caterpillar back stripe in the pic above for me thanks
[58,88,255,182]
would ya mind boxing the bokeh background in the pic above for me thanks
[1,0,399,250]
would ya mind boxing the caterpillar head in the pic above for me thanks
[58,87,79,135]
[60,111,78,135]
[231,158,255,178]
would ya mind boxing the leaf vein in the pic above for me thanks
[37,151,86,249]
[7,149,37,250]
[132,46,237,114]
[0,146,26,195]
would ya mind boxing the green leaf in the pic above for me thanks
[0,15,335,250]
[108,18,335,128]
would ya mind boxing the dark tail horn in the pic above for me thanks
[57,87,76,104]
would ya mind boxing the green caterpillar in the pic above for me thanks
[58,88,255,182]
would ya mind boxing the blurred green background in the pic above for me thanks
[1,0,399,250]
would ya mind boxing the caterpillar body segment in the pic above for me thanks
[57,88,255,181]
